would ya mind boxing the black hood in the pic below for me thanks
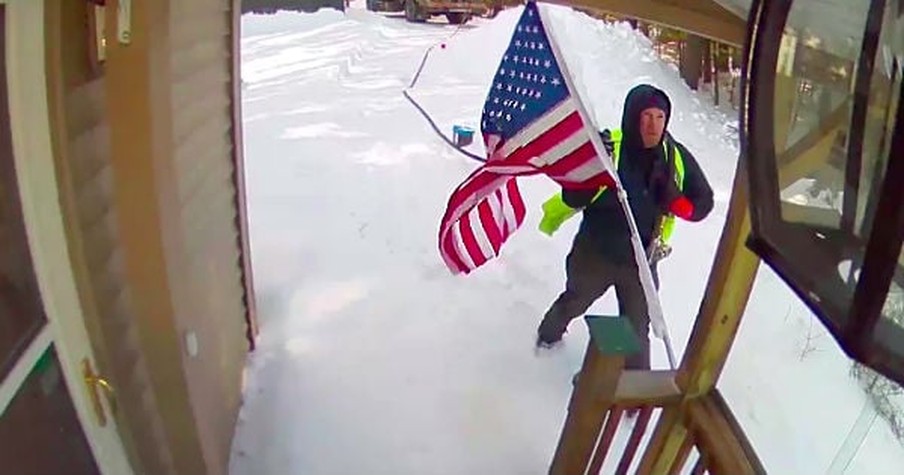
[619,84,672,152]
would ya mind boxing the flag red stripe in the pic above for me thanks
[439,176,526,274]
[443,170,510,224]
[440,169,507,235]
[441,232,468,274]
[440,169,519,273]
[459,213,489,268]
[478,200,502,254]
[506,178,526,226]
[506,111,583,163]
[549,143,616,189]
[541,140,597,179]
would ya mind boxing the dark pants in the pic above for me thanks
[538,236,658,370]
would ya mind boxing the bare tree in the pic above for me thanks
[850,286,904,445]
[851,363,904,445]
[797,317,824,361]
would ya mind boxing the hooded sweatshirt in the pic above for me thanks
[561,84,714,264]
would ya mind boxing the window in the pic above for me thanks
[744,0,904,384]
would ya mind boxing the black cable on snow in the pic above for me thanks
[403,24,487,163]
[402,90,486,162]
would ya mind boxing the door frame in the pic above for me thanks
[0,0,133,473]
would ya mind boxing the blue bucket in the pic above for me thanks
[452,125,475,147]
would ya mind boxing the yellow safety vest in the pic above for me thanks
[538,129,686,243]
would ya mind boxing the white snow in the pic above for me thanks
[230,3,904,474]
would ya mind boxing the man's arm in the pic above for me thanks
[674,142,714,222]
[562,188,598,208]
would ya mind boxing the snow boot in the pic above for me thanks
[536,314,569,349]
[534,333,564,355]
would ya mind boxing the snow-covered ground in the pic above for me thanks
[230,3,904,474]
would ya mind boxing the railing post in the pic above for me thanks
[549,315,640,475]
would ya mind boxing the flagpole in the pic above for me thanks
[536,1,677,370]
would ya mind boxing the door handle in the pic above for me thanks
[82,358,117,427]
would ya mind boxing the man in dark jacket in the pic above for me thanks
[536,84,714,370]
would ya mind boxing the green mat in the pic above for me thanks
[584,315,641,356]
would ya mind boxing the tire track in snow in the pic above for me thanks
[243,10,463,97]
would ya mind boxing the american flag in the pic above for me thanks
[438,1,616,275]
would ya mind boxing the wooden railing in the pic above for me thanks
[549,316,764,475]
[683,390,766,475]
[548,164,764,474]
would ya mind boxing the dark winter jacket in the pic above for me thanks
[562,84,714,264]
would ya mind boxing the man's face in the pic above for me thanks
[639,107,667,148]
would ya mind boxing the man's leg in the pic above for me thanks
[614,263,653,370]
[537,238,614,346]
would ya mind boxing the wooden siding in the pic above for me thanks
[63,80,177,475]
[168,1,249,473]
[44,2,176,473]
[47,1,253,472]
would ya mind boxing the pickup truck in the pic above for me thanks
[243,0,346,13]
[366,0,499,24]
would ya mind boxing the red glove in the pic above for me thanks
[669,196,694,220]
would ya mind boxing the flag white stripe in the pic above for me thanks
[528,128,587,167]
[441,234,465,274]
[483,164,538,175]
[458,164,507,192]
[550,155,607,183]
[470,211,496,260]
[442,175,508,238]
[500,98,576,157]
[452,223,476,271]
[441,241,463,274]
[487,191,505,233]
[500,186,518,235]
